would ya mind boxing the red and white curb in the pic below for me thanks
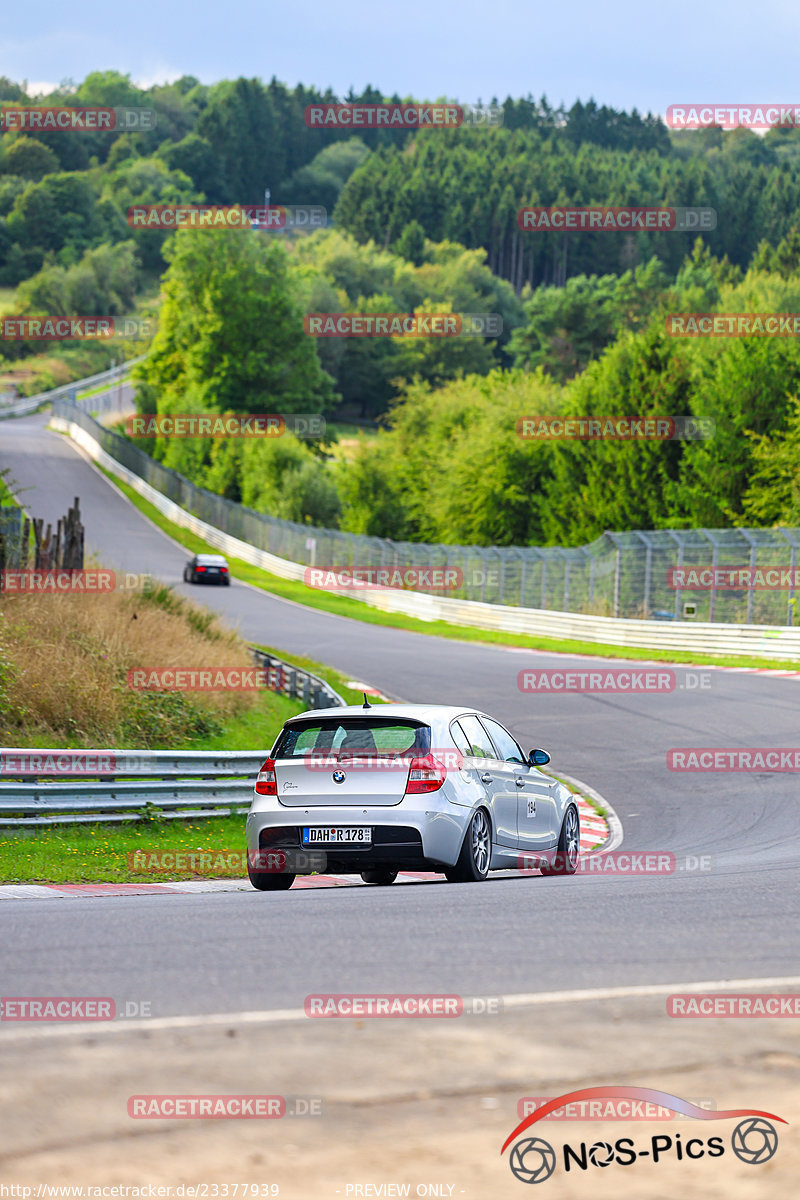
[0,794,609,900]
[345,680,394,701]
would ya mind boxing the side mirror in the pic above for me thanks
[529,748,551,767]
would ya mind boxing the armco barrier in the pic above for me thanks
[0,358,144,421]
[48,412,800,661]
[0,749,261,828]
[251,647,344,710]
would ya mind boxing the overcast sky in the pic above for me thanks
[8,1,800,116]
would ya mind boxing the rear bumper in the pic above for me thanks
[258,825,430,872]
[246,798,467,872]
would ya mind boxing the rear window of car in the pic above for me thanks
[274,719,431,758]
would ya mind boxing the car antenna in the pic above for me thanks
[362,692,372,709]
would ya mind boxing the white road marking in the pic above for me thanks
[3,976,800,1042]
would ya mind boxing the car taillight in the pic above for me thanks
[255,757,277,795]
[405,754,446,794]
[196,565,206,572]
[220,566,228,573]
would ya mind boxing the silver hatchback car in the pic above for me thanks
[245,703,579,890]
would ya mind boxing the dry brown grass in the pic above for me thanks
[0,581,261,746]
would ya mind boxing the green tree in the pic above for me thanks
[395,220,427,266]
[158,134,219,201]
[135,229,335,479]
[196,79,285,204]
[237,436,340,525]
[2,137,59,181]
[279,137,370,212]
[511,273,620,381]
[5,172,102,280]
[75,70,142,109]
[742,396,800,525]
[17,241,139,315]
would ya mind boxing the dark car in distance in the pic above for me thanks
[183,554,230,585]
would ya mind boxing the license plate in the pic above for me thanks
[302,827,373,845]
[208,567,219,573]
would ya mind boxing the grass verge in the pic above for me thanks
[77,376,134,402]
[95,462,800,672]
[0,574,304,750]
[0,467,21,507]
[0,814,250,885]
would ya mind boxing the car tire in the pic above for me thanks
[540,805,580,876]
[223,578,230,586]
[360,869,398,886]
[183,567,189,583]
[247,865,295,891]
[444,807,491,882]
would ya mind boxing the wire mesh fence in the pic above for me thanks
[51,401,800,626]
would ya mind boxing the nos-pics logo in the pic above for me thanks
[501,1087,785,1184]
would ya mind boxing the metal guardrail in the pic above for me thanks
[0,749,259,829]
[0,650,344,827]
[0,358,144,421]
[250,647,345,710]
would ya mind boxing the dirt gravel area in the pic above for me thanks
[1,995,798,1198]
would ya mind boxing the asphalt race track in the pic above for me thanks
[2,411,799,1017]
